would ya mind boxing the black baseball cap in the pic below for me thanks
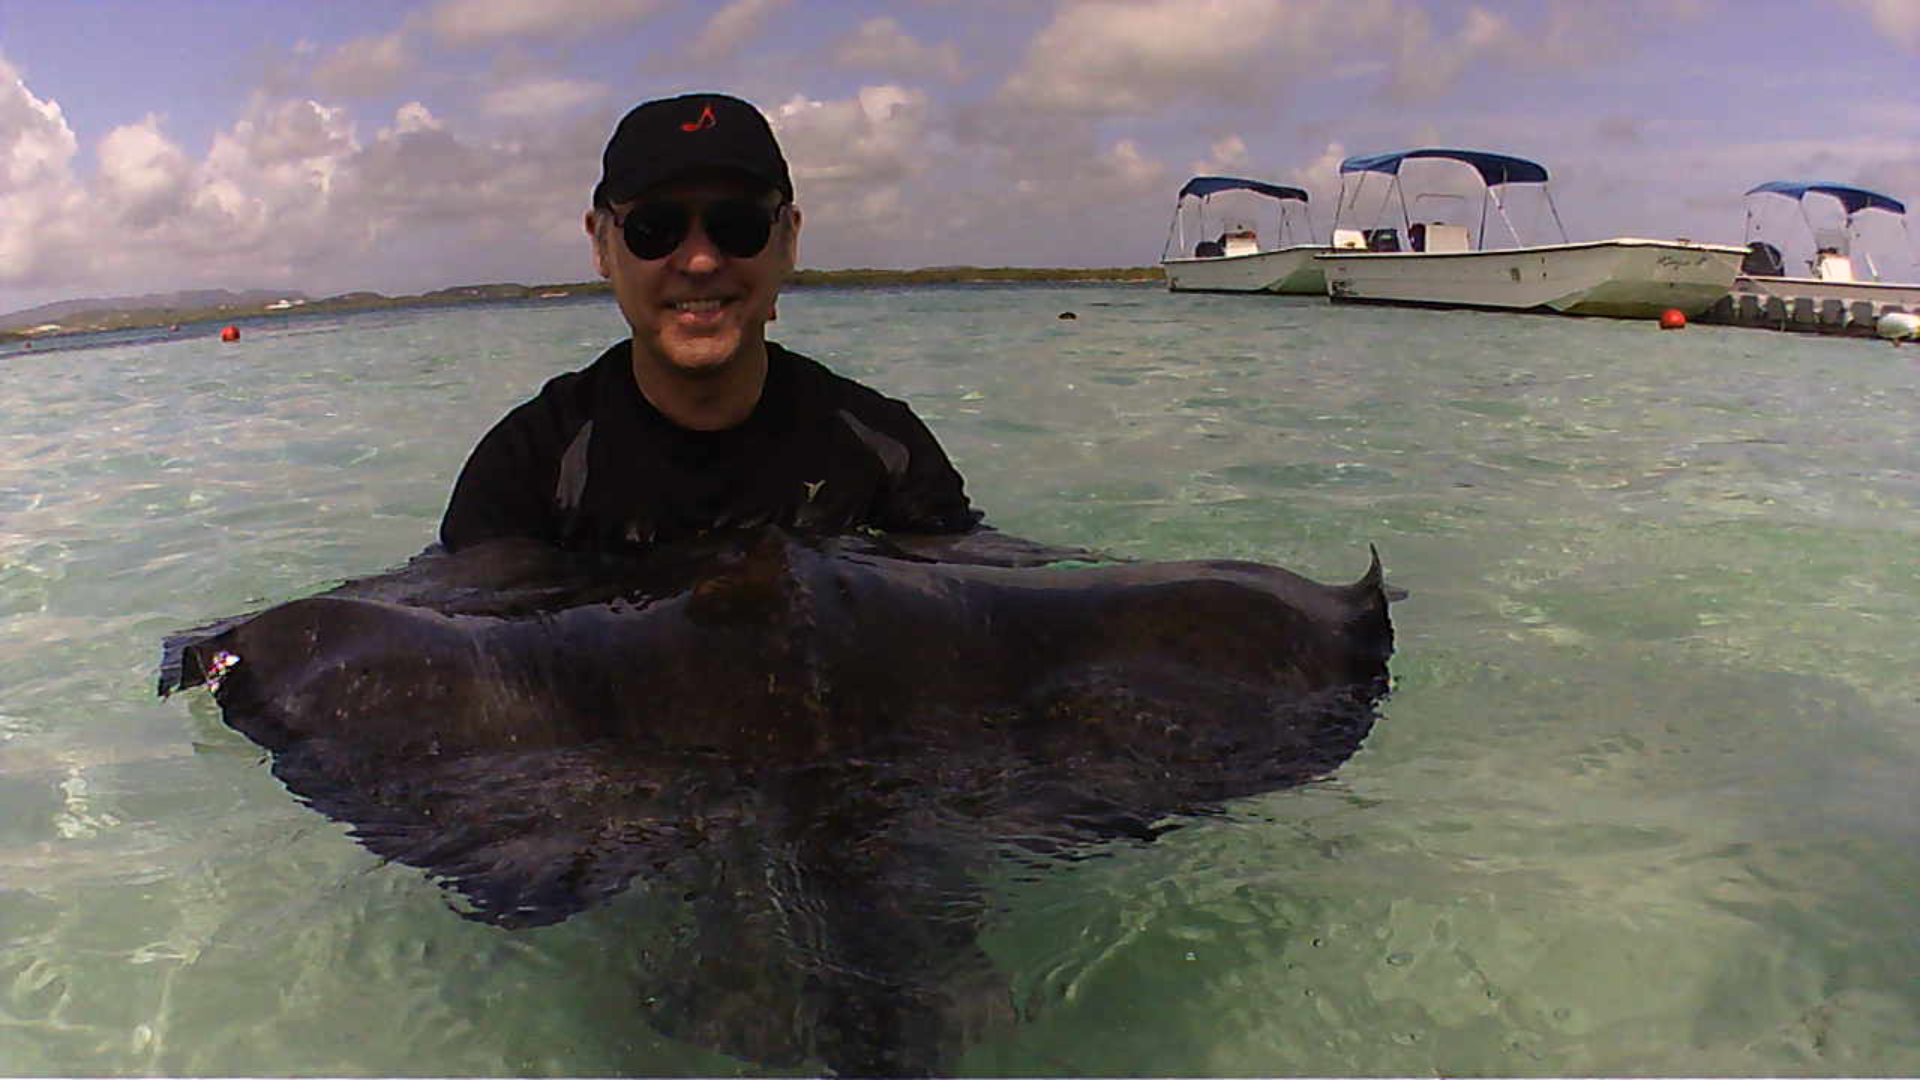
[593,93,793,208]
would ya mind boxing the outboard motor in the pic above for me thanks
[1741,241,1784,276]
[1365,228,1402,253]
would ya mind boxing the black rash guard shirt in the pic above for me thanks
[439,340,982,553]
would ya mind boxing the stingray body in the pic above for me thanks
[162,526,1393,1074]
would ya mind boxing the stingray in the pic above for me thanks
[160,526,1394,1075]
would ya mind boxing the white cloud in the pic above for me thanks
[1287,142,1347,192]
[1104,138,1165,193]
[381,102,445,139]
[1284,141,1348,227]
[997,0,1673,118]
[172,97,361,274]
[96,117,193,228]
[1380,5,1511,101]
[426,0,664,47]
[688,0,789,62]
[1189,134,1250,178]
[0,56,87,291]
[312,31,414,98]
[833,17,966,82]
[221,98,355,178]
[770,87,946,264]
[0,54,609,308]
[1841,0,1920,49]
[1,69,74,188]
[998,0,1403,116]
[1379,1,1650,101]
[775,85,933,192]
[480,77,608,119]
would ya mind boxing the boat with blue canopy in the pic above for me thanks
[1714,180,1920,334]
[1315,147,1746,318]
[1159,176,1328,294]
[1744,181,1909,279]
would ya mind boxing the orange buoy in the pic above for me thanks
[1658,308,1686,330]
[220,325,241,342]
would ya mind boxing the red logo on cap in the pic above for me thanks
[681,104,717,132]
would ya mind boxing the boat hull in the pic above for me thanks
[1317,239,1746,318]
[1699,274,1920,335]
[1163,245,1329,294]
[1732,274,1920,312]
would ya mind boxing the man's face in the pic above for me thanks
[590,173,800,381]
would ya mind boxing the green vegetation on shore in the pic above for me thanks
[1,266,1163,345]
[788,265,1163,287]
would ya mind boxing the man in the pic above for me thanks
[440,92,981,553]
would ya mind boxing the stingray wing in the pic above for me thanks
[270,740,743,928]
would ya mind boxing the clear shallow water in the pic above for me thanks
[1,286,1917,1076]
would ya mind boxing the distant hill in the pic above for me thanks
[0,289,307,331]
[1,268,1162,343]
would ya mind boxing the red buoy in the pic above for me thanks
[1658,308,1686,330]
[220,325,241,342]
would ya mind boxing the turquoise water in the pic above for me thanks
[1,286,1916,1075]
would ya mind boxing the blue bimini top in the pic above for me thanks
[1178,176,1310,202]
[1745,181,1906,217]
[1339,148,1550,187]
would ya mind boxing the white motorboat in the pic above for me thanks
[1315,148,1746,318]
[1733,181,1920,316]
[1159,176,1327,294]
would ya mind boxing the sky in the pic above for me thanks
[3,0,1919,313]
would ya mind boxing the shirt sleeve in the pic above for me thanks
[438,406,564,552]
[864,395,984,534]
[441,352,612,552]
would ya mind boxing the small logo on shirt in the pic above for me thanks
[802,479,825,502]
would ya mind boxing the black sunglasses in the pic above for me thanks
[615,199,783,261]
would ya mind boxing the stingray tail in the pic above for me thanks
[1353,545,1383,592]
[1350,544,1407,603]
[1337,545,1398,678]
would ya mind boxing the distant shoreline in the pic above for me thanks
[1,267,1165,345]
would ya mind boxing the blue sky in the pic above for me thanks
[3,0,1917,312]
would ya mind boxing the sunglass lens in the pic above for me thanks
[620,201,776,260]
[624,204,690,260]
[705,201,775,259]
